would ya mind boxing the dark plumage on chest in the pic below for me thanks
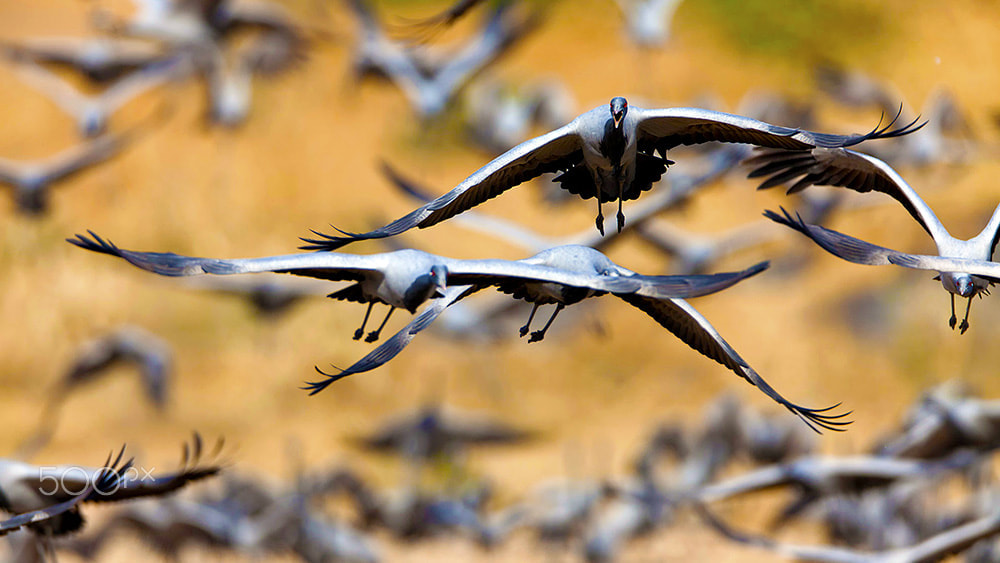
[598,118,628,165]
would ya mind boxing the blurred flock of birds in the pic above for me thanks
[3,0,1000,561]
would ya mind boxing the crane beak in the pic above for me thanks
[613,112,624,129]
[957,277,974,297]
[431,265,448,297]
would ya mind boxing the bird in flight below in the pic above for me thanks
[68,232,757,344]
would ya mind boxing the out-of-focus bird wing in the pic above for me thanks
[92,434,223,503]
[432,3,538,94]
[694,502,875,563]
[0,449,133,537]
[39,133,130,186]
[11,60,88,115]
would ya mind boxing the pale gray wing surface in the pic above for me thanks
[300,123,585,250]
[68,231,391,282]
[0,157,28,187]
[898,511,1000,563]
[442,257,642,294]
[42,134,128,184]
[100,58,186,111]
[746,147,946,240]
[694,502,875,563]
[888,254,1000,282]
[694,465,792,503]
[11,60,88,115]
[443,255,756,298]
[380,160,555,252]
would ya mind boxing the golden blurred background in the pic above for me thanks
[2,0,1000,560]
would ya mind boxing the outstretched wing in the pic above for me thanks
[10,59,88,115]
[0,448,133,536]
[42,133,130,186]
[693,502,874,563]
[432,3,538,94]
[380,160,555,252]
[633,106,922,156]
[693,464,794,503]
[888,254,1000,283]
[304,285,480,394]
[300,123,584,251]
[623,260,770,300]
[91,434,224,503]
[68,231,387,283]
[617,294,851,433]
[764,207,904,266]
[443,255,767,299]
[440,257,640,296]
[746,147,946,240]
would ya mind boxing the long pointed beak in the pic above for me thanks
[613,114,624,128]
[959,281,974,297]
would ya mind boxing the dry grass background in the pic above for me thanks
[1,0,1000,560]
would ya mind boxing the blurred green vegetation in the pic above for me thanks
[690,0,889,63]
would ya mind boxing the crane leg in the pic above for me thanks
[529,304,565,342]
[519,303,540,337]
[959,297,972,334]
[365,307,395,342]
[354,302,375,340]
[616,196,626,232]
[595,199,605,236]
[949,294,957,329]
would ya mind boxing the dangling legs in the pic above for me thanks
[529,303,565,342]
[519,303,540,337]
[616,177,626,232]
[959,297,972,334]
[365,307,395,343]
[949,294,957,329]
[354,302,375,340]
[595,198,605,236]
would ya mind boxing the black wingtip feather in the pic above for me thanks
[299,226,369,252]
[67,230,123,257]
[840,110,926,147]
[792,402,854,434]
[762,206,811,237]
[302,365,350,395]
